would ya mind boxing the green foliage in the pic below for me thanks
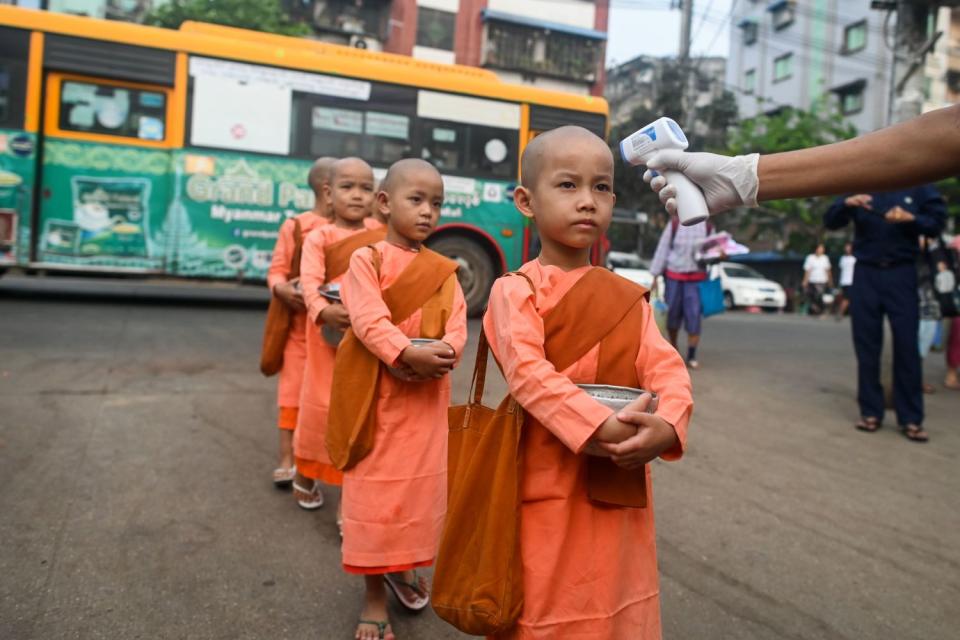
[144,0,310,36]
[725,100,858,253]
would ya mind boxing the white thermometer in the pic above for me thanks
[619,117,710,226]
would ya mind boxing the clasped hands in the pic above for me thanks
[392,341,456,382]
[844,194,915,224]
[583,393,679,470]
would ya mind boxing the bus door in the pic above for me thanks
[35,69,175,272]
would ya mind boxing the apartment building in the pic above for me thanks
[727,0,893,133]
[311,0,610,96]
[606,54,727,127]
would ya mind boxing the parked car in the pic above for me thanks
[608,252,659,290]
[710,262,787,310]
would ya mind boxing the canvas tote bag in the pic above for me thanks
[432,274,533,636]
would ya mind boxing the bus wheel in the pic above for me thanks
[428,235,496,317]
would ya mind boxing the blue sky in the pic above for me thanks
[605,0,733,66]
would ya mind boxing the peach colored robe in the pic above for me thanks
[266,211,326,412]
[339,241,468,569]
[294,219,382,479]
[482,260,693,640]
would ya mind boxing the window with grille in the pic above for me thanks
[417,7,455,51]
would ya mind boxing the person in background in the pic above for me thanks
[649,215,712,369]
[264,157,335,488]
[836,242,856,320]
[802,243,832,316]
[823,188,946,442]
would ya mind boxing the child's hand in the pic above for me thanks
[399,341,456,380]
[274,278,305,311]
[598,405,679,470]
[319,303,351,331]
[584,393,657,457]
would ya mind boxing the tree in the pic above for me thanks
[724,100,858,253]
[608,58,739,248]
[144,0,310,36]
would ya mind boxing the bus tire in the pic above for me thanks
[427,235,496,317]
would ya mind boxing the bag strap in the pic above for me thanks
[467,271,535,405]
[289,218,304,279]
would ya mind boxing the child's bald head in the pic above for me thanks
[307,156,337,196]
[520,126,613,190]
[380,158,442,195]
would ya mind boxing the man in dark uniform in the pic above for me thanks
[824,186,946,442]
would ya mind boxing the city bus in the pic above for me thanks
[0,5,608,314]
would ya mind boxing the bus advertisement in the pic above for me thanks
[0,6,608,313]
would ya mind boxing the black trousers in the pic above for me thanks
[849,263,923,425]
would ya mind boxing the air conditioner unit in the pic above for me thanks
[349,35,383,52]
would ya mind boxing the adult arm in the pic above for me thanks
[913,187,948,237]
[648,224,672,277]
[645,105,960,214]
[757,106,960,201]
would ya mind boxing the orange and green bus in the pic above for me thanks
[0,5,608,313]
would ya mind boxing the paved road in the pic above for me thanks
[1,280,958,639]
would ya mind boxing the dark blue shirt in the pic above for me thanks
[823,186,947,266]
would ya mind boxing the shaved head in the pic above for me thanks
[331,156,374,183]
[307,156,336,195]
[380,158,442,194]
[520,126,611,189]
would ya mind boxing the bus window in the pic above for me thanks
[58,80,167,141]
[0,26,29,130]
[0,65,10,124]
[310,106,363,158]
[362,110,412,164]
[419,119,468,172]
[468,125,517,179]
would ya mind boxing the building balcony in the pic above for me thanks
[311,0,392,42]
[480,9,605,85]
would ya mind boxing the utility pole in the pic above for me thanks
[889,1,943,124]
[677,0,697,132]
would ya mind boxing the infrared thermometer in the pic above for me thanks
[619,117,710,226]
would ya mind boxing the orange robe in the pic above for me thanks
[294,219,383,484]
[339,241,468,572]
[482,260,693,640]
[266,211,326,429]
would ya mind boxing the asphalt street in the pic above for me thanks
[1,277,958,640]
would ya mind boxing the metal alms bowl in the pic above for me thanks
[319,284,344,346]
[386,338,438,378]
[577,384,655,412]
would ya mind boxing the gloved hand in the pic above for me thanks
[642,150,761,215]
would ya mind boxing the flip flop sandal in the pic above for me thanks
[292,481,324,510]
[357,619,393,640]
[384,571,430,612]
[855,417,881,433]
[900,424,929,443]
[272,466,296,488]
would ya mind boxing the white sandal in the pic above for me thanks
[272,465,296,488]
[292,480,324,510]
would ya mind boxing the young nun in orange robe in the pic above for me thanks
[333,159,467,640]
[265,156,335,487]
[293,157,386,511]
[482,126,694,639]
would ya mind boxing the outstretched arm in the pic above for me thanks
[645,105,960,215]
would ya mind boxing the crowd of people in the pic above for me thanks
[262,127,693,640]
